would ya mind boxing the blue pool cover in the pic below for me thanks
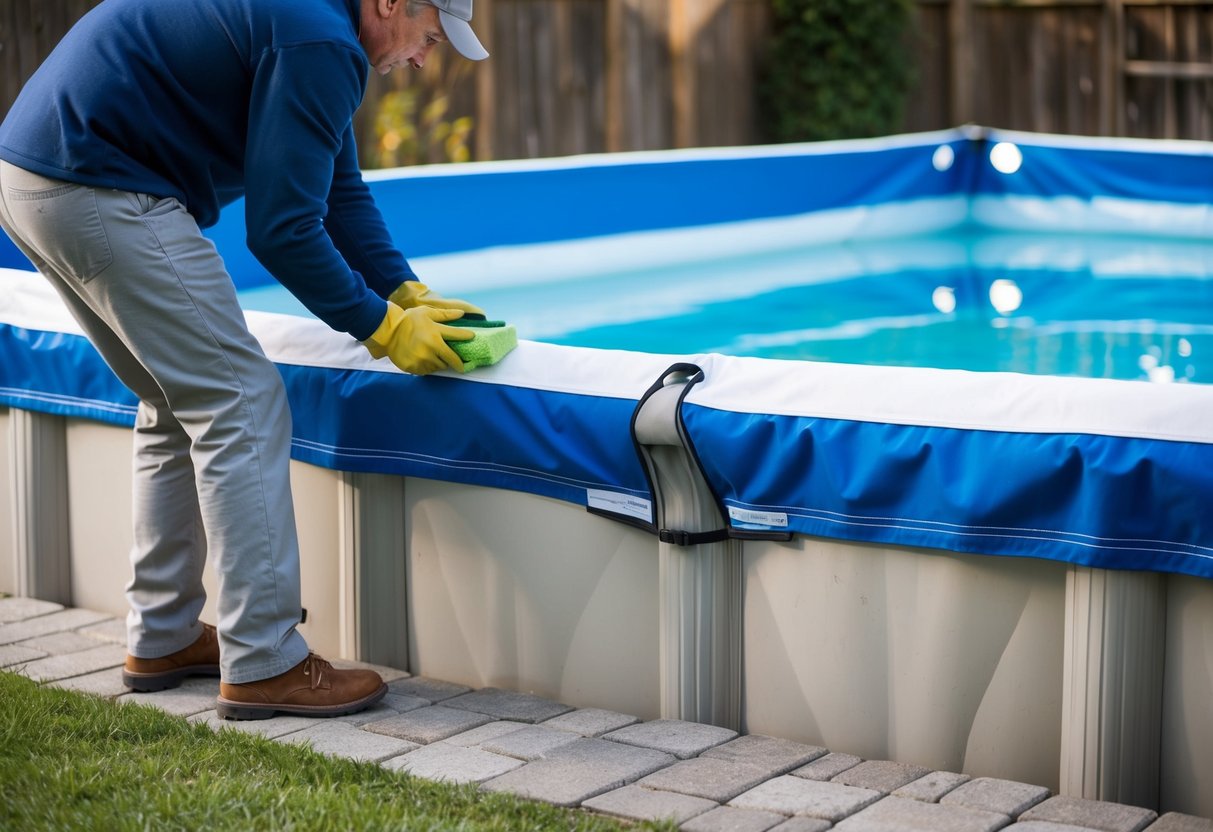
[2,127,1212,578]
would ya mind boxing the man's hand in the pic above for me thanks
[363,302,474,375]
[390,280,485,318]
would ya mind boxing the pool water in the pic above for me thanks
[239,227,1213,384]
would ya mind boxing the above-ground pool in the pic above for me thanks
[4,128,1213,816]
[4,126,1212,578]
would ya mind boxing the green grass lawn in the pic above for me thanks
[0,671,671,831]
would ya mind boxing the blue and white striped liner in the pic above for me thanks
[679,352,1213,575]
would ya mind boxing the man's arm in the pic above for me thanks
[323,127,418,302]
[242,42,387,341]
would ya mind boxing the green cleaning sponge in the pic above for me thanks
[446,319,518,372]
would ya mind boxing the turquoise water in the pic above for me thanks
[239,228,1213,384]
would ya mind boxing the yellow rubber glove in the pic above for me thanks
[363,302,474,375]
[389,280,485,318]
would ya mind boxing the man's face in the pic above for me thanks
[361,0,447,75]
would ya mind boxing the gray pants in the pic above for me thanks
[0,160,308,682]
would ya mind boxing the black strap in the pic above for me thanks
[658,528,732,547]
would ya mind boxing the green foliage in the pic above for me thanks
[372,51,475,168]
[759,0,916,142]
[0,671,671,832]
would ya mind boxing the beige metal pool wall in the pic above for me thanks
[4,411,1212,818]
[0,407,12,596]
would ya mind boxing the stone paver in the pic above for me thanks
[118,677,219,716]
[604,718,738,760]
[582,783,717,824]
[329,658,409,682]
[894,771,971,803]
[381,692,430,713]
[791,752,862,781]
[19,630,106,655]
[333,701,408,727]
[190,711,319,739]
[1002,823,1105,832]
[281,720,419,763]
[1023,795,1154,832]
[1020,796,1157,832]
[1147,814,1213,832]
[682,805,788,832]
[387,676,471,703]
[833,795,1009,832]
[443,687,573,724]
[385,740,523,784]
[362,705,492,744]
[542,707,640,737]
[481,724,580,761]
[482,737,675,807]
[46,666,128,698]
[0,643,48,668]
[0,597,63,623]
[702,734,827,774]
[832,759,932,794]
[688,810,790,832]
[15,643,127,682]
[442,720,528,747]
[0,609,114,645]
[76,618,127,644]
[333,692,430,727]
[767,819,832,832]
[729,775,881,822]
[941,777,1050,817]
[640,757,784,803]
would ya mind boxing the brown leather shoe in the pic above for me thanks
[123,623,221,692]
[215,653,386,720]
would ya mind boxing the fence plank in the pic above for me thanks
[474,0,497,160]
[604,0,625,151]
[561,0,606,155]
[0,3,16,111]
[950,0,977,124]
[669,0,691,147]
[1101,0,1124,135]
[904,3,951,133]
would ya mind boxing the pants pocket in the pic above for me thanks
[5,181,114,282]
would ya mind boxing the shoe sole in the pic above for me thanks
[214,682,389,721]
[122,664,222,693]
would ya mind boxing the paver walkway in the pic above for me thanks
[2,596,1210,832]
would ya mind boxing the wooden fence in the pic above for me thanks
[4,0,1213,166]
[355,0,773,162]
[909,0,1213,139]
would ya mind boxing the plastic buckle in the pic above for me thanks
[658,528,730,546]
[659,529,693,546]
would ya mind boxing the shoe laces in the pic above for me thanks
[301,653,332,690]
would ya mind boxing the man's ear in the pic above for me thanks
[377,0,397,20]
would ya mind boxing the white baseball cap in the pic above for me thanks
[430,0,488,61]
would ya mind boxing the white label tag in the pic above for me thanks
[728,506,789,528]
[586,489,652,522]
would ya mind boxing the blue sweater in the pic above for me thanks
[0,0,410,340]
